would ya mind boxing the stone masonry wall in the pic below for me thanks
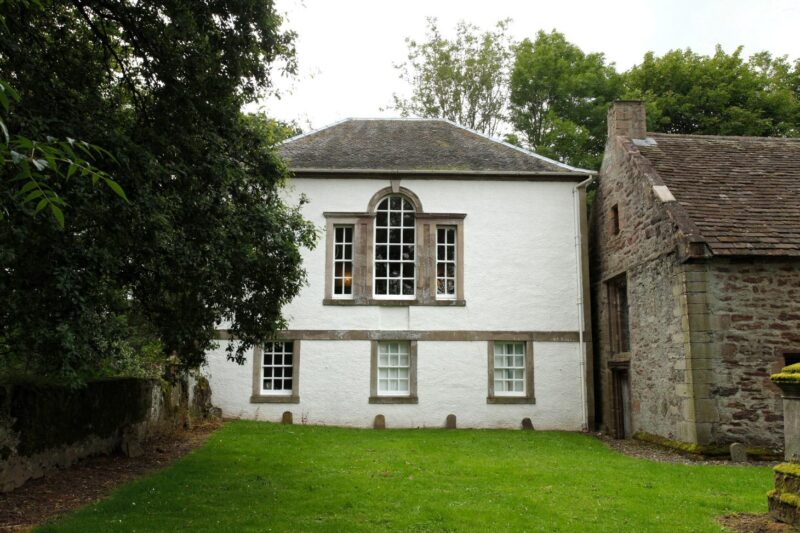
[705,259,800,450]
[590,135,691,439]
[0,376,203,492]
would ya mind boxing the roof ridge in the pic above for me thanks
[647,131,800,142]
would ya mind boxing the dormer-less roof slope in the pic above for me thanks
[636,133,800,256]
[278,118,592,177]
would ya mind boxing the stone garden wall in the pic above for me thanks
[0,375,215,492]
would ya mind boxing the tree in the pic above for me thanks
[0,1,317,383]
[0,80,127,227]
[624,46,800,137]
[509,31,623,169]
[393,18,512,137]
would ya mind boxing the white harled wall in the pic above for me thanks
[204,177,587,430]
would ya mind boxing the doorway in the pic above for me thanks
[610,362,631,439]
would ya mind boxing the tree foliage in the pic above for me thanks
[509,31,622,169]
[0,80,126,227]
[0,0,317,383]
[393,18,512,136]
[395,23,799,170]
[624,46,800,137]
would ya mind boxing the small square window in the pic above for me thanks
[784,353,800,366]
[610,204,621,235]
[251,341,300,404]
[487,341,534,404]
[370,340,418,404]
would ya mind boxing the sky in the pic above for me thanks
[253,0,800,131]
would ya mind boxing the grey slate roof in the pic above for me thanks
[278,118,589,175]
[636,133,800,256]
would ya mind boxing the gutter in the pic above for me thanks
[573,176,594,431]
[290,168,596,181]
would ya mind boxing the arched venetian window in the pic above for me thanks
[374,195,416,297]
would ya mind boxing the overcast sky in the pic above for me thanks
[254,0,800,131]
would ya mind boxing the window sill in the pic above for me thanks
[486,396,535,405]
[324,298,465,307]
[369,395,419,404]
[250,394,300,404]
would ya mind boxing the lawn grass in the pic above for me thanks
[37,421,772,532]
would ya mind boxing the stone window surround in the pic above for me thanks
[250,341,301,404]
[369,339,418,404]
[323,185,465,306]
[486,340,535,404]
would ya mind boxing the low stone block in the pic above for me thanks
[769,490,800,526]
[281,411,293,425]
[374,414,386,430]
[730,442,747,462]
[521,418,534,430]
[445,414,457,429]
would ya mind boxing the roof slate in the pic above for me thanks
[636,133,800,256]
[278,118,587,175]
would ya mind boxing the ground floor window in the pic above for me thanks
[377,341,410,394]
[487,340,534,404]
[261,342,294,394]
[250,341,300,404]
[370,340,418,404]
[493,342,525,395]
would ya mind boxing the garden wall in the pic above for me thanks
[0,376,210,492]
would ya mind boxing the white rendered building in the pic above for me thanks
[204,118,594,430]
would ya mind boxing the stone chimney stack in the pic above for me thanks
[607,100,646,139]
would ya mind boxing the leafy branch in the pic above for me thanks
[0,79,127,227]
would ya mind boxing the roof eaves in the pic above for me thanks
[289,167,593,180]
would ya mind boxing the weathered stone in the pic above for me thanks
[521,418,534,430]
[445,414,457,429]
[374,414,386,430]
[591,104,794,452]
[1,377,198,492]
[769,490,800,526]
[190,375,215,420]
[281,411,293,425]
[729,442,747,462]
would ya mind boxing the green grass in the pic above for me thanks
[38,421,772,532]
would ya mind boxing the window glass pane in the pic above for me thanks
[492,342,526,396]
[333,225,355,297]
[376,341,411,396]
[261,342,295,394]
[374,195,415,297]
[436,226,457,298]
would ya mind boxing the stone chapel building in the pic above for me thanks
[591,101,800,453]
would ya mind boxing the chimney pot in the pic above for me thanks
[608,100,646,140]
